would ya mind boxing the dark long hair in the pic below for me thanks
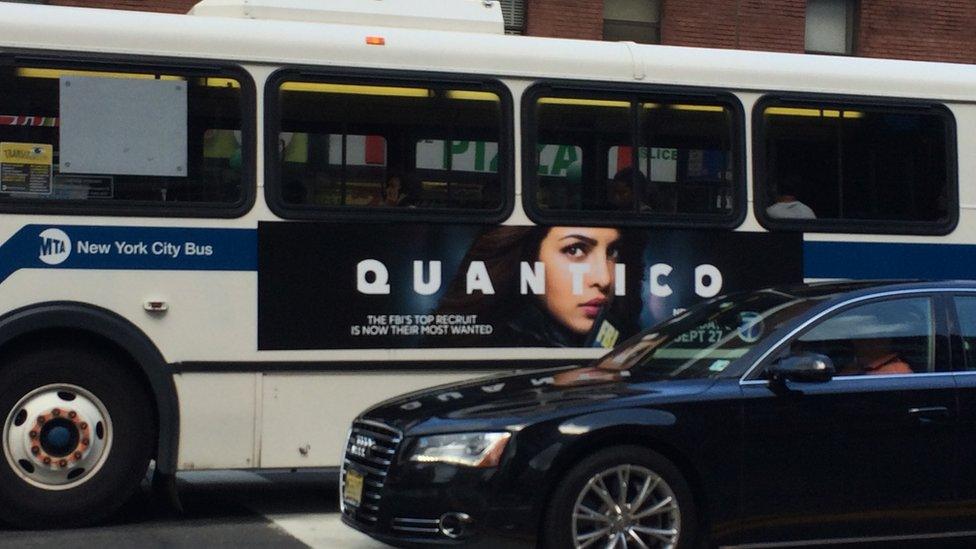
[434,226,547,324]
[434,226,647,342]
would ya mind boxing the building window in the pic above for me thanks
[499,0,525,35]
[806,0,856,55]
[603,0,661,44]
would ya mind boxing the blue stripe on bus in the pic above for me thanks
[805,241,976,280]
[1,224,972,286]
[0,225,256,283]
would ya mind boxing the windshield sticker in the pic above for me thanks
[708,359,731,372]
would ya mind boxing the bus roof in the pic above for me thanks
[188,0,504,35]
[1,2,974,102]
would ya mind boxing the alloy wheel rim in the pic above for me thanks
[2,384,113,490]
[571,464,680,549]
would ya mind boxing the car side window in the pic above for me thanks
[792,297,934,376]
[953,296,976,370]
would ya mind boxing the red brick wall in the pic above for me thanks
[662,0,805,53]
[525,0,603,40]
[857,0,976,63]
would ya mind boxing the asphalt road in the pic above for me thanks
[0,470,390,549]
[1,471,974,549]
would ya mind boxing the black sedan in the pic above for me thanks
[340,281,976,548]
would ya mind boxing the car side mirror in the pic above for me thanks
[767,352,834,384]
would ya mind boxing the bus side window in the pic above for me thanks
[756,99,956,234]
[0,63,249,214]
[270,78,508,216]
[524,87,741,226]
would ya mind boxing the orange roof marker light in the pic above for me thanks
[366,36,386,46]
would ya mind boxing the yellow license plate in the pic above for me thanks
[344,469,364,507]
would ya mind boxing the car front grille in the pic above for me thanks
[391,517,441,536]
[341,419,402,527]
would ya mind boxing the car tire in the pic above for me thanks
[0,345,156,528]
[543,445,698,549]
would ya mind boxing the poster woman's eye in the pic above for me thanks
[561,243,587,259]
[608,245,620,261]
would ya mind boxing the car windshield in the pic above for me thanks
[593,289,830,379]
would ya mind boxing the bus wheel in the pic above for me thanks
[0,346,155,528]
[543,445,698,549]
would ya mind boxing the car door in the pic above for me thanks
[738,294,957,543]
[949,293,976,512]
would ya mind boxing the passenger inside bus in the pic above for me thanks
[380,172,422,208]
[766,174,816,219]
[608,167,652,211]
[381,174,404,206]
[606,168,635,210]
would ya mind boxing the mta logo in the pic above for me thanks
[38,228,71,266]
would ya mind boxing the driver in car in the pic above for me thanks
[850,336,913,375]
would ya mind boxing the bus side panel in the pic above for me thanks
[0,267,261,470]
[174,373,257,470]
[259,372,479,468]
[954,104,976,243]
[0,268,257,363]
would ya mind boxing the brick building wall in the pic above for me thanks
[662,0,805,53]
[16,0,976,64]
[857,0,976,63]
[522,0,976,63]
[524,0,603,40]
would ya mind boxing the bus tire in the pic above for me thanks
[543,445,698,549]
[0,345,155,528]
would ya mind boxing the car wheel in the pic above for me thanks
[544,445,697,549]
[0,345,155,528]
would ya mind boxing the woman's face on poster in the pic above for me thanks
[537,227,621,335]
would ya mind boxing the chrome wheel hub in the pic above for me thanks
[3,384,113,490]
[572,464,680,549]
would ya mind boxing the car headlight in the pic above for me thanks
[409,432,512,468]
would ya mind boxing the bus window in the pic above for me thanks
[415,139,499,208]
[757,99,956,234]
[0,62,249,214]
[636,102,735,215]
[279,133,388,206]
[536,143,584,209]
[270,77,507,215]
[524,87,741,226]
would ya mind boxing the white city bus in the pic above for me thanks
[0,0,973,527]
